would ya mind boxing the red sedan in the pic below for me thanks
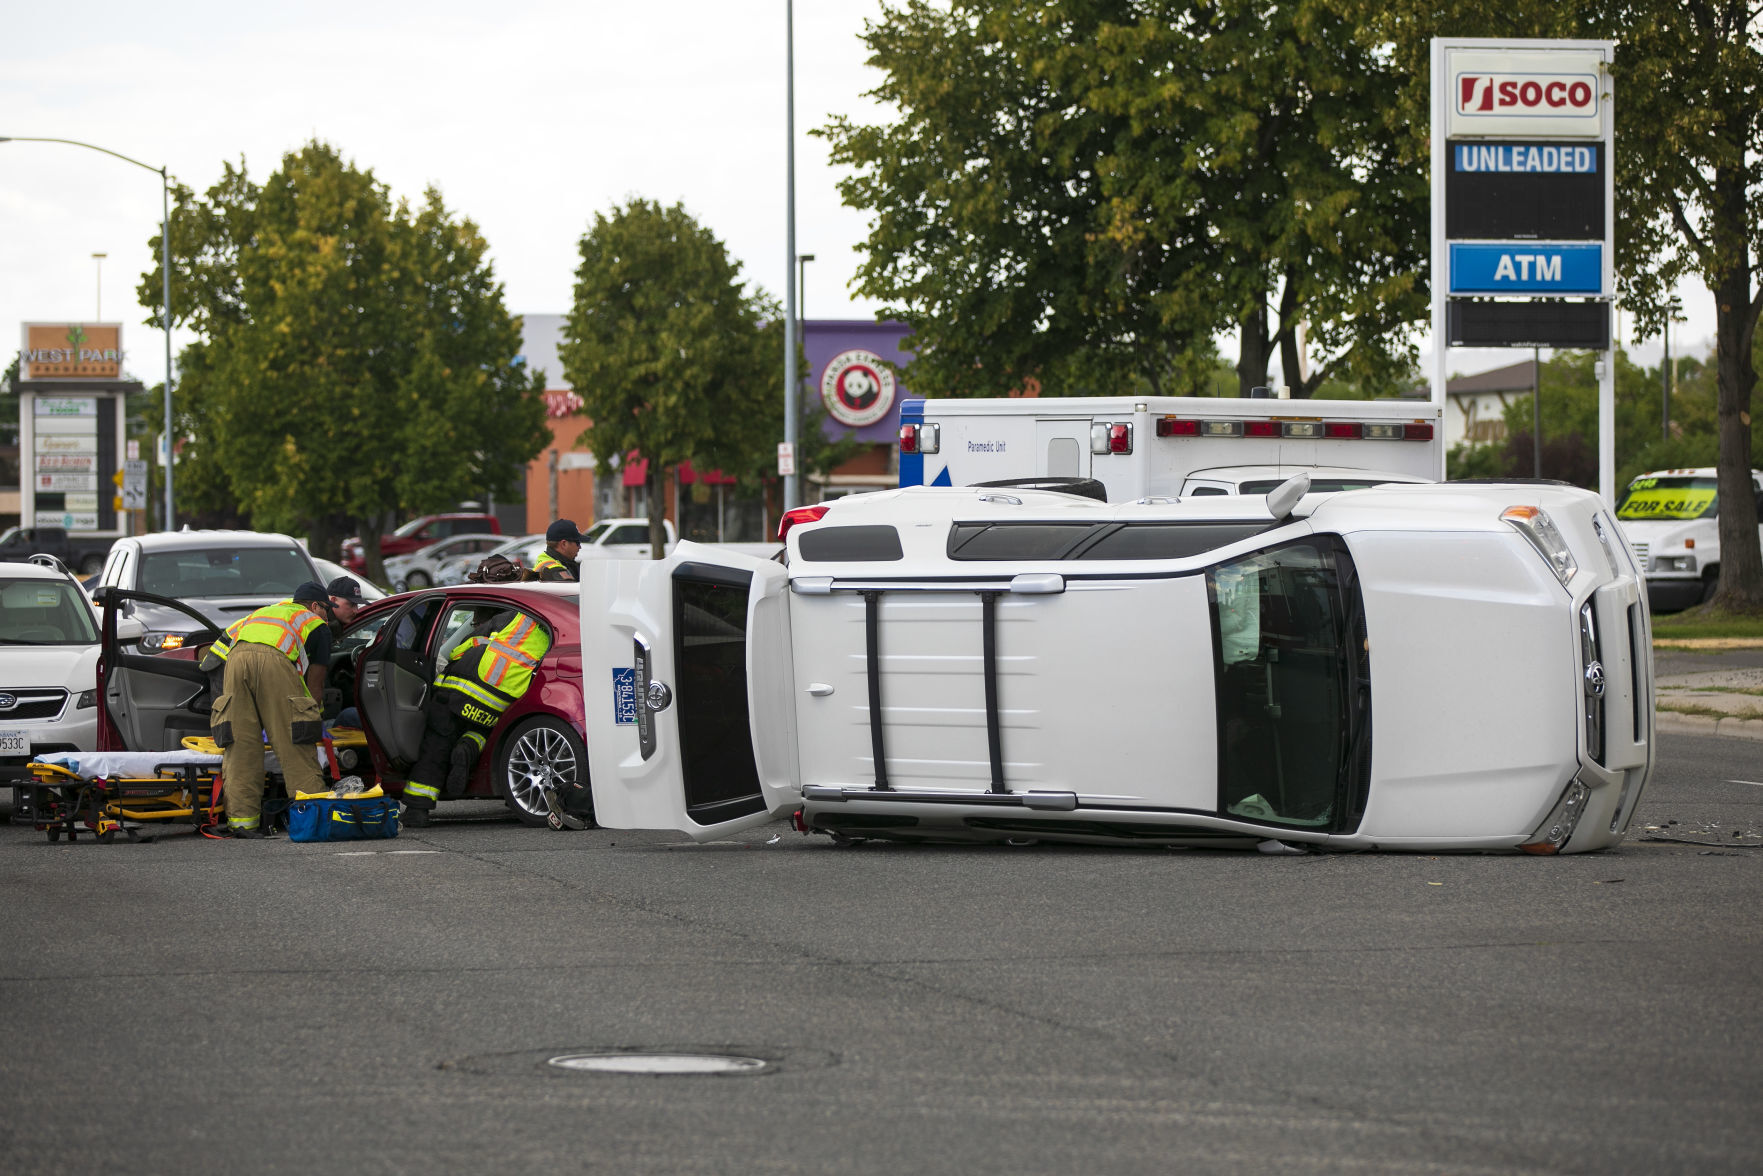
[94,582,588,827]
[337,583,586,824]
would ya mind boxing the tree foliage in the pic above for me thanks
[140,142,546,578]
[820,0,1427,398]
[560,200,782,556]
[1353,0,1763,610]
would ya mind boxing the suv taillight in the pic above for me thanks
[777,503,831,542]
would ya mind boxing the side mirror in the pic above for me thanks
[89,585,112,604]
[1266,473,1312,522]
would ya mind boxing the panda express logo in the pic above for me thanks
[820,349,897,428]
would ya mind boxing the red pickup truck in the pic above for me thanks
[341,512,501,572]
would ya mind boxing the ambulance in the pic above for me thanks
[895,393,1444,501]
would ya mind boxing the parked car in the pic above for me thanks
[435,533,546,586]
[382,533,508,591]
[1615,467,1763,611]
[95,581,587,827]
[1,557,140,787]
[90,530,324,651]
[310,556,388,604]
[340,512,501,573]
[0,525,115,576]
[579,478,1654,854]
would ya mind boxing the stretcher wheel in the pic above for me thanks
[46,828,60,843]
[98,830,116,844]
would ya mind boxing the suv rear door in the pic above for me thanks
[579,546,796,839]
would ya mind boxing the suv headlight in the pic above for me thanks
[1501,505,1577,587]
[76,689,98,709]
[139,632,187,652]
[1652,555,1696,573]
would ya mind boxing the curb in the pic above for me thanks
[1656,712,1763,741]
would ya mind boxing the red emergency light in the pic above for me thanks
[1324,422,1364,439]
[1156,417,1200,437]
[898,422,940,454]
[1244,419,1280,438]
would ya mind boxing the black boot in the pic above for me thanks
[402,805,432,828]
[445,741,477,797]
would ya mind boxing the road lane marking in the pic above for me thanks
[333,849,442,856]
[1728,779,1763,787]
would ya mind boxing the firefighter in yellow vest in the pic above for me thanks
[529,519,584,581]
[209,582,334,837]
[401,609,554,827]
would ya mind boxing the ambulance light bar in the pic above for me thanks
[1154,417,1433,441]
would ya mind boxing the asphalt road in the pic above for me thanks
[3,733,1759,1176]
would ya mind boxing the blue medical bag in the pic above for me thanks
[286,797,401,842]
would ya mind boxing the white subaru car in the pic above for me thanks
[577,478,1653,855]
[1,558,140,787]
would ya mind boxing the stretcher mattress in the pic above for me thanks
[34,746,331,778]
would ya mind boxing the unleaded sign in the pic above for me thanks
[1445,141,1604,240]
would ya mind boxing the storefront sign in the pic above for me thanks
[35,453,97,472]
[37,473,98,492]
[35,434,97,454]
[19,324,126,380]
[820,349,898,429]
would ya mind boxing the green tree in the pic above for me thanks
[141,142,546,581]
[819,1,1427,399]
[559,200,781,557]
[1354,1,1763,610]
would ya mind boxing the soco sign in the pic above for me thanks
[1447,50,1604,138]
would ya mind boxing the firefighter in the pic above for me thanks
[530,519,584,581]
[401,608,553,827]
[210,582,334,837]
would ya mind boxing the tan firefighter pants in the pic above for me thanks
[213,642,326,829]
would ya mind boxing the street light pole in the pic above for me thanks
[797,253,814,473]
[1,135,175,530]
[782,0,800,513]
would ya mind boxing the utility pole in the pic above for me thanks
[782,0,800,512]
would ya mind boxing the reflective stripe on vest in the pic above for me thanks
[232,601,326,673]
[532,551,565,574]
[210,616,250,662]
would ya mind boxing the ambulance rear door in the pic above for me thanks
[579,544,798,840]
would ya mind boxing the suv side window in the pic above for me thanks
[607,525,649,545]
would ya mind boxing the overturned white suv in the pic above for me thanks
[578,478,1654,855]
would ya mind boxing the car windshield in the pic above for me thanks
[139,546,313,600]
[0,577,99,645]
[581,521,613,543]
[391,518,433,538]
[1617,476,1718,521]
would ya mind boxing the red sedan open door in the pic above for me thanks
[579,545,797,840]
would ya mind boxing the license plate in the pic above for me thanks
[0,729,30,757]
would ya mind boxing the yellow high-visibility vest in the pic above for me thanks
[226,601,327,673]
[437,614,551,714]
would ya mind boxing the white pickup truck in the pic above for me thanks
[576,518,780,562]
[1615,467,1763,610]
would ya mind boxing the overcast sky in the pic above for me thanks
[2,1,1716,397]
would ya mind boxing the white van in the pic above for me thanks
[1615,467,1763,610]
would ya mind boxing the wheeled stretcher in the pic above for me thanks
[20,728,370,843]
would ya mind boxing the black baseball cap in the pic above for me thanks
[292,581,329,605]
[327,576,366,604]
[546,519,587,543]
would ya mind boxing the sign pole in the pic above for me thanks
[1430,38,1449,482]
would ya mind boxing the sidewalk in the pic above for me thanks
[1652,641,1763,741]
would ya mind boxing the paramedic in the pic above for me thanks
[530,519,584,581]
[326,576,368,728]
[211,582,334,838]
[400,609,551,827]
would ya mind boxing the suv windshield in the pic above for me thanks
[391,517,434,538]
[0,578,99,645]
[1617,476,1718,521]
[139,546,314,600]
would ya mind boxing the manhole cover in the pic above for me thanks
[548,1052,769,1075]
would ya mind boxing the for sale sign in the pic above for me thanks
[1446,50,1604,138]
